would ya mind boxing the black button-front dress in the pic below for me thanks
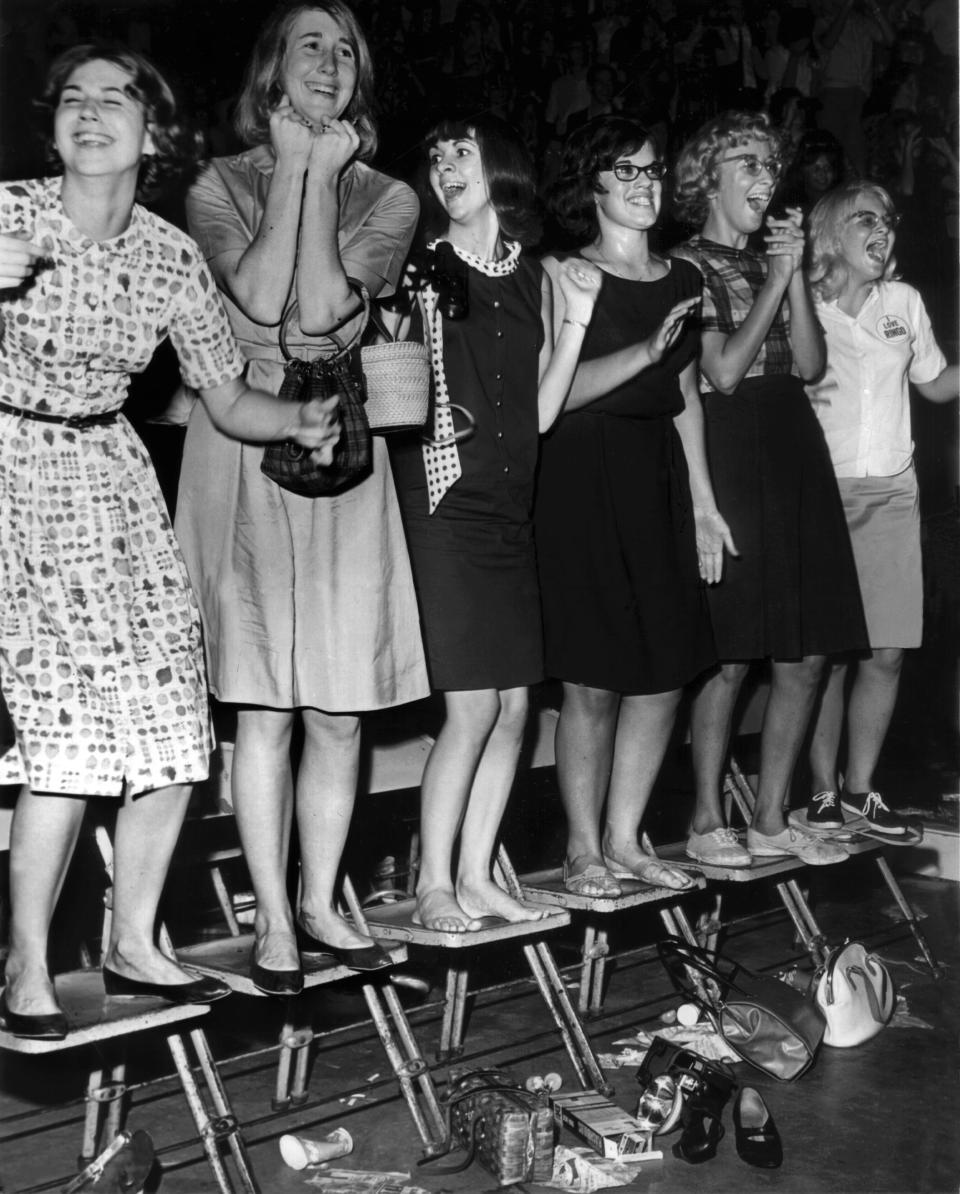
[391,254,546,692]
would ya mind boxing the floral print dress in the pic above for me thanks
[0,178,244,797]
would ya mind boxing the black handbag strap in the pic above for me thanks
[278,277,371,363]
[657,938,746,1010]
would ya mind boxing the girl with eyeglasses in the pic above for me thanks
[670,110,867,870]
[803,181,957,836]
[535,116,726,897]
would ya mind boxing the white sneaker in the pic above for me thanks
[686,826,751,867]
[746,825,849,866]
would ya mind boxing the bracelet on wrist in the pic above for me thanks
[562,317,589,330]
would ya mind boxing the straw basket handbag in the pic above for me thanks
[357,285,432,434]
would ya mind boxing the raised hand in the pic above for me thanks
[269,96,316,167]
[0,232,45,290]
[556,257,603,325]
[308,117,360,182]
[764,206,805,283]
[645,295,700,365]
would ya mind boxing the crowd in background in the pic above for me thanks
[2,0,957,299]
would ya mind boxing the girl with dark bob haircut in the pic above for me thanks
[536,115,726,897]
[549,116,662,244]
[37,42,202,201]
[233,0,378,159]
[388,114,602,931]
[419,114,542,247]
[672,109,782,228]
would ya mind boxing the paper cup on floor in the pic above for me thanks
[279,1128,353,1169]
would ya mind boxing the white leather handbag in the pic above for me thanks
[815,941,896,1047]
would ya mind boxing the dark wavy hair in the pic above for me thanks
[548,116,660,245]
[420,114,541,246]
[36,42,202,202]
[673,110,783,228]
[233,1,377,160]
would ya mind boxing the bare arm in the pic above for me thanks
[295,118,364,332]
[197,374,340,458]
[701,208,820,391]
[536,260,602,432]
[914,364,959,404]
[205,100,315,326]
[543,255,698,409]
[785,268,826,381]
[673,361,738,583]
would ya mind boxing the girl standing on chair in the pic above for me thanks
[804,181,957,835]
[0,43,339,1039]
[175,2,430,994]
[535,116,726,900]
[390,115,602,932]
[671,110,866,870]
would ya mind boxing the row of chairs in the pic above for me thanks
[0,717,938,1193]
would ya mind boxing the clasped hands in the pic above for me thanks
[764,207,805,280]
[270,97,360,176]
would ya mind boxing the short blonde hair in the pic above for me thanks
[807,181,898,301]
[673,110,782,228]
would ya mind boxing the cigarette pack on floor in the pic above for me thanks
[550,1091,663,1162]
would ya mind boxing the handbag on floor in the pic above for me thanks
[261,289,372,497]
[440,1067,556,1186]
[657,938,825,1082]
[814,940,896,1046]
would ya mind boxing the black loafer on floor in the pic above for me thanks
[249,956,304,997]
[295,922,393,972]
[734,1087,783,1168]
[0,991,68,1041]
[102,966,231,1004]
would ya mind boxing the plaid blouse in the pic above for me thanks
[671,235,796,393]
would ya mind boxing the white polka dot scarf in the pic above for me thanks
[420,238,522,514]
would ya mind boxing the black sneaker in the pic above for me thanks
[840,789,908,836]
[806,789,844,830]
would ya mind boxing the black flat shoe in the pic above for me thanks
[295,921,393,972]
[0,991,68,1041]
[734,1086,782,1168]
[249,956,304,997]
[102,966,231,1004]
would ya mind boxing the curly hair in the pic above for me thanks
[807,180,898,301]
[673,110,783,228]
[420,114,542,247]
[36,42,202,203]
[548,116,660,246]
[233,1,377,160]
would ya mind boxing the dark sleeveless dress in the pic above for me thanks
[391,256,545,691]
[535,258,716,694]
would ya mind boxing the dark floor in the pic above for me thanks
[1,853,958,1193]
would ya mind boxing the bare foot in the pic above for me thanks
[413,888,480,932]
[602,843,697,891]
[457,877,551,923]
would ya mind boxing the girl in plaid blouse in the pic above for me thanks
[671,111,867,870]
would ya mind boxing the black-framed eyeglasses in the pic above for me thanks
[847,209,901,232]
[720,153,783,179]
[611,160,667,182]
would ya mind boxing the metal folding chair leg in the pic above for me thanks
[165,1027,259,1194]
[874,853,941,974]
[80,1058,127,1167]
[438,964,469,1061]
[776,878,829,965]
[578,925,610,1018]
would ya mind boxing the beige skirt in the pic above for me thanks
[838,465,922,649]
